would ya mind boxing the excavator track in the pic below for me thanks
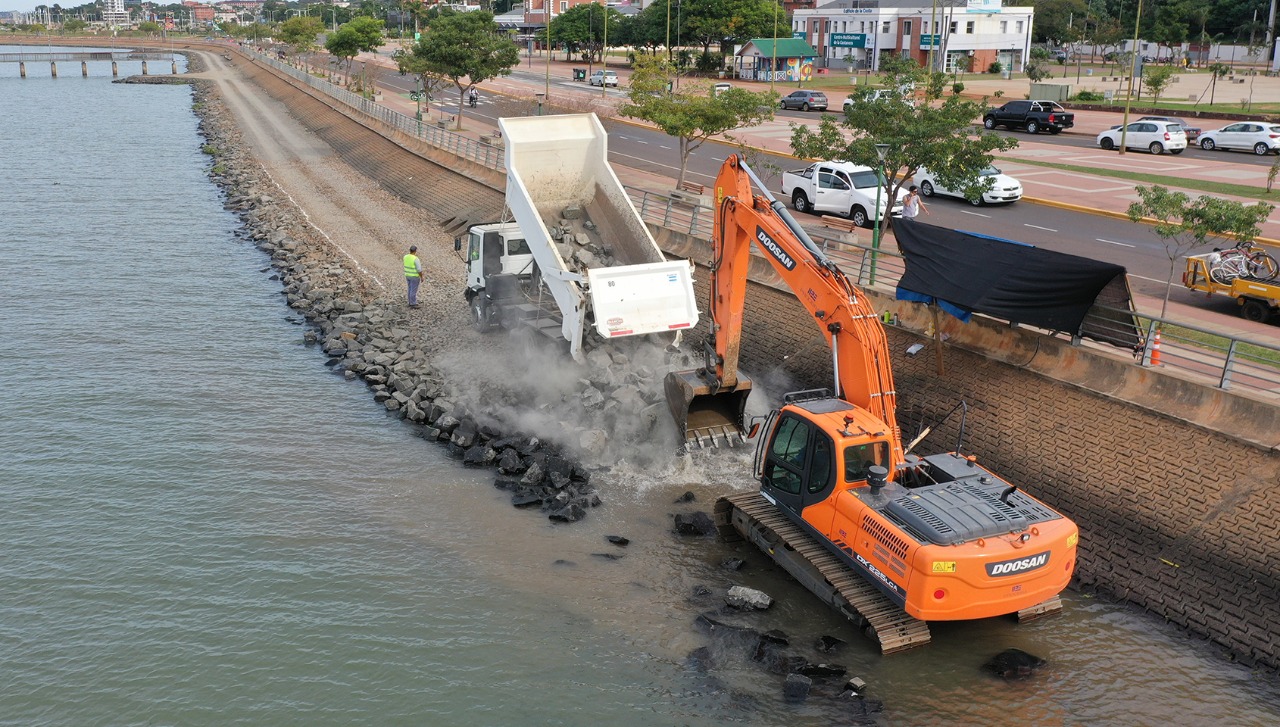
[715,491,933,655]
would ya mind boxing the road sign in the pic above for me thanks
[919,34,942,49]
[830,33,867,49]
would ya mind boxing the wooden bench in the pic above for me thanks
[820,215,858,234]
[670,180,707,205]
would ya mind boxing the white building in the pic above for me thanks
[793,0,1034,74]
[103,0,131,28]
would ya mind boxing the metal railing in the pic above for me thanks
[247,49,507,173]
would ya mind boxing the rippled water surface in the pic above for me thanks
[2,48,1278,727]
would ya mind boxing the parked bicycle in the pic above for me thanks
[1207,240,1279,284]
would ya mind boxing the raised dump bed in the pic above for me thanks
[497,113,698,359]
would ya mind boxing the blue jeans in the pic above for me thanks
[406,276,421,306]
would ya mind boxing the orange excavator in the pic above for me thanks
[666,155,1078,653]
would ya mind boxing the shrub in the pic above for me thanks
[952,82,965,95]
[1074,90,1104,102]
[695,52,720,74]
[988,61,1003,74]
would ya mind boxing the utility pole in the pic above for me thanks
[1119,0,1143,156]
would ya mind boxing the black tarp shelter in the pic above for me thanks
[894,220,1140,349]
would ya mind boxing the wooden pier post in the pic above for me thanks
[141,60,148,75]
[19,61,25,78]
[50,61,57,78]
[112,61,118,77]
[171,61,178,75]
[82,61,88,77]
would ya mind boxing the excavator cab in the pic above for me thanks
[664,369,753,448]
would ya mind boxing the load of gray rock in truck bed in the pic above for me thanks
[548,202,619,272]
[196,84,692,525]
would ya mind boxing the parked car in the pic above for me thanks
[1096,121,1187,155]
[982,100,1075,134]
[1052,50,1070,61]
[1138,115,1201,142]
[779,161,901,227]
[780,90,828,111]
[589,70,619,87]
[842,88,915,111]
[913,165,1023,205]
[1198,122,1280,155]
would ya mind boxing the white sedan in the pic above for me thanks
[1096,121,1187,154]
[1198,122,1280,155]
[914,166,1023,205]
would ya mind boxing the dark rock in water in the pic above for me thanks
[493,475,521,491]
[691,585,713,597]
[983,648,1047,679]
[696,613,765,652]
[511,492,543,508]
[673,511,716,536]
[451,418,478,448]
[324,357,343,367]
[605,535,630,547]
[435,414,460,433]
[462,445,495,467]
[546,456,573,485]
[497,448,525,474]
[586,492,602,507]
[815,635,846,654]
[798,663,847,678]
[592,552,624,561]
[515,437,541,456]
[783,673,812,703]
[520,461,546,487]
[761,629,789,646]
[721,557,746,571]
[686,646,717,672]
[444,441,466,459]
[552,559,576,567]
[674,490,696,503]
[548,503,586,523]
[548,469,572,490]
[726,585,773,611]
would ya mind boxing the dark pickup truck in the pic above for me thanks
[982,100,1075,135]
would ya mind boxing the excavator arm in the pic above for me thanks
[666,155,902,459]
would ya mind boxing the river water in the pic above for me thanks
[1,48,1278,726]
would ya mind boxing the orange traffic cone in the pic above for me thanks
[1151,329,1162,366]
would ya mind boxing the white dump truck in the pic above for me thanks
[460,113,698,361]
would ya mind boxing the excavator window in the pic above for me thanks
[808,434,834,494]
[763,416,812,495]
[844,441,890,483]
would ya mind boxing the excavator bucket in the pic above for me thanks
[664,369,753,449]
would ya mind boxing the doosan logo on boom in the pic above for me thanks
[986,552,1050,577]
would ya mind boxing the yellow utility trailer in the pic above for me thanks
[1184,254,1280,323]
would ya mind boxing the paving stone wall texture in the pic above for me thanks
[686,270,1280,671]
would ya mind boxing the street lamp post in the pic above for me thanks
[871,143,890,285]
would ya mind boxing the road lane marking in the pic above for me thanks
[961,210,991,218]
[658,145,672,149]
[634,139,649,144]
[1025,224,1058,232]
[1097,238,1136,248]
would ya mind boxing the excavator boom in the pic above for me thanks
[667,155,900,459]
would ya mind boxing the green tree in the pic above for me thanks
[620,54,776,186]
[325,26,364,78]
[1127,185,1273,319]
[1032,0,1088,44]
[549,3,621,65]
[62,18,87,33]
[279,15,325,64]
[344,15,386,53]
[680,0,783,56]
[791,58,1017,221]
[410,10,520,128]
[1205,61,1231,104]
[1142,65,1176,104]
[138,21,161,35]
[616,5,664,55]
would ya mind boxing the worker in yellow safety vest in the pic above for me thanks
[403,244,424,308]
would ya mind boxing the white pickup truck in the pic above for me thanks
[780,161,902,228]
